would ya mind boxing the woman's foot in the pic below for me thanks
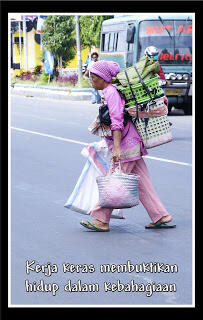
[145,215,172,228]
[80,219,110,232]
[156,215,172,224]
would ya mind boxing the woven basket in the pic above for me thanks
[120,76,164,107]
[96,164,140,209]
[127,96,168,118]
[134,114,172,149]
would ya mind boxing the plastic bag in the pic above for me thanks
[64,140,125,219]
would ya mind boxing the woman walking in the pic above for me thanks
[80,60,174,232]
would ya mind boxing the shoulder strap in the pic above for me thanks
[125,68,149,135]
[134,65,154,102]
[124,69,139,120]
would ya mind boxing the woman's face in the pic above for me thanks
[90,72,107,90]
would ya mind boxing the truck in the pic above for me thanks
[99,14,193,115]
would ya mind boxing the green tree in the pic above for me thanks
[79,15,113,53]
[42,15,76,75]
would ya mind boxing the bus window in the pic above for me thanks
[109,33,114,52]
[114,33,119,51]
[101,23,126,52]
[174,20,192,64]
[101,28,126,53]
[101,33,105,51]
[127,24,135,43]
[116,30,126,52]
[126,24,135,67]
[138,20,174,64]
[104,33,110,51]
[138,19,192,65]
[101,32,119,52]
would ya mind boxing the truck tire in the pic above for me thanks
[167,104,172,114]
[184,97,192,115]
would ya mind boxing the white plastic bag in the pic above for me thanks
[64,160,98,215]
[64,140,125,219]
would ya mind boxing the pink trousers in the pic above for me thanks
[91,157,170,224]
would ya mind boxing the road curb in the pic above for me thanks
[11,85,92,101]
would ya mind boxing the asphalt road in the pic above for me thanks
[10,95,193,307]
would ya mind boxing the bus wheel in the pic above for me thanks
[167,104,172,114]
[184,98,192,115]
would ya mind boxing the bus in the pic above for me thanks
[100,14,193,115]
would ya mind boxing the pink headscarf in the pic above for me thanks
[89,60,120,82]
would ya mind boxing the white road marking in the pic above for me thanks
[10,126,88,146]
[145,155,191,166]
[12,112,56,121]
[10,126,192,166]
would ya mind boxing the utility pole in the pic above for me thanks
[18,21,22,69]
[23,15,28,71]
[75,15,82,85]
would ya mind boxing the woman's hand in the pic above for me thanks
[112,130,122,162]
[112,147,121,162]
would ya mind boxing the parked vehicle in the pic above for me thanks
[100,14,192,115]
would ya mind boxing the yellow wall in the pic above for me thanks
[66,47,100,68]
[35,38,41,67]
[12,29,100,73]
[13,29,41,74]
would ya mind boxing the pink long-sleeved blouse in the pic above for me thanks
[102,83,148,162]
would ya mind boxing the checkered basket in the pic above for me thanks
[133,114,172,149]
[120,76,164,107]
